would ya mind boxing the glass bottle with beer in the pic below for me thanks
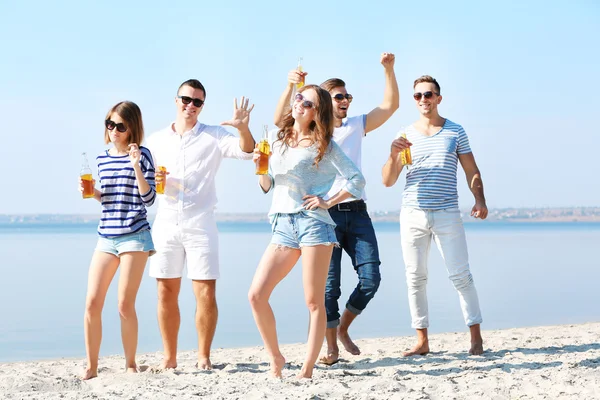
[156,166,167,194]
[80,152,95,199]
[256,125,270,175]
[400,131,412,166]
[290,57,305,107]
[296,57,305,89]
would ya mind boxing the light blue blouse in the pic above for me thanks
[263,132,365,226]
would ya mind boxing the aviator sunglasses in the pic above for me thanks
[178,95,205,107]
[105,119,127,133]
[413,91,439,101]
[333,93,353,103]
[294,93,315,109]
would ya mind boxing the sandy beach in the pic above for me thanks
[1,322,599,400]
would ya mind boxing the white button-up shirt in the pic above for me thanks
[146,121,252,227]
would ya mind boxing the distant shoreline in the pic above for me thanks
[1,207,600,224]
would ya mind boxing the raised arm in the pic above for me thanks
[459,152,488,219]
[129,144,156,207]
[274,70,307,128]
[365,53,400,134]
[382,136,411,187]
[221,96,256,152]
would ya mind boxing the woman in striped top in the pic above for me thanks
[78,101,156,380]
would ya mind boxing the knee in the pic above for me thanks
[450,272,474,291]
[305,298,325,314]
[359,267,381,295]
[85,297,103,317]
[118,300,136,320]
[405,269,427,288]
[248,288,267,309]
[158,284,179,305]
[195,285,216,304]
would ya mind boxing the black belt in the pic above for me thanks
[333,200,367,212]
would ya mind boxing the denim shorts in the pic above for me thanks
[271,212,338,249]
[96,229,156,257]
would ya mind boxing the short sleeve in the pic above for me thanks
[457,125,472,155]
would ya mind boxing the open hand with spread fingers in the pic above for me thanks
[221,96,255,131]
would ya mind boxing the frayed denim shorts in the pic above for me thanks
[96,229,156,257]
[271,212,338,249]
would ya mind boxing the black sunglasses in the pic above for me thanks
[333,93,353,103]
[413,91,439,101]
[294,93,315,109]
[178,95,205,107]
[105,119,127,133]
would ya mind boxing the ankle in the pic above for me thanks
[86,362,98,371]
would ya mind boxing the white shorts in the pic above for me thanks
[149,215,220,280]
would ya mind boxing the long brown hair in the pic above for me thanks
[276,85,334,166]
[104,101,144,145]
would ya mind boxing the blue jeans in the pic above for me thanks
[325,201,381,328]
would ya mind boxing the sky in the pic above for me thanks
[0,0,598,215]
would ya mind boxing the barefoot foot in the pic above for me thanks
[296,366,313,379]
[338,330,360,355]
[150,359,177,372]
[469,340,484,355]
[270,355,286,379]
[126,367,138,374]
[403,341,430,357]
[196,357,212,370]
[81,368,98,381]
[469,324,484,355]
[318,350,339,366]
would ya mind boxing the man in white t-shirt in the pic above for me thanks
[382,75,486,356]
[274,53,399,365]
[146,79,255,370]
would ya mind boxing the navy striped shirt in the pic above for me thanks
[400,119,471,210]
[96,146,156,237]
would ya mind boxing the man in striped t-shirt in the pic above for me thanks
[383,75,487,356]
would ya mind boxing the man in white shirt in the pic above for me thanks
[274,53,399,365]
[147,79,255,370]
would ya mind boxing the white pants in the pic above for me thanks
[400,207,482,329]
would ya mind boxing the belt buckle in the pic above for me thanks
[337,203,352,212]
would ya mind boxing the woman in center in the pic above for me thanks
[249,85,365,379]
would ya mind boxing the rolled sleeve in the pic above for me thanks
[218,127,253,160]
